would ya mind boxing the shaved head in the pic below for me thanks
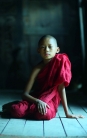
[38,35,58,47]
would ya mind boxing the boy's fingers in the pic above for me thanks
[37,101,50,114]
[38,105,45,115]
[73,115,85,119]
[78,115,85,118]
[44,106,46,114]
[46,104,50,109]
[38,105,42,113]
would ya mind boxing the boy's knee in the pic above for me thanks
[35,110,55,120]
[10,101,29,118]
[11,104,25,118]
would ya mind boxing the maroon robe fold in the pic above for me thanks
[10,53,72,120]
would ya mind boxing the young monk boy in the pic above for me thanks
[3,35,84,120]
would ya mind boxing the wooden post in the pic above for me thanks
[78,0,85,70]
[79,0,87,95]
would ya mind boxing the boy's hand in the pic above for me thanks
[36,100,50,115]
[66,113,84,119]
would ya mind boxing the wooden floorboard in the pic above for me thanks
[0,119,10,134]
[77,118,87,134]
[1,119,26,136]
[81,105,87,113]
[69,104,87,117]
[22,120,43,136]
[44,118,66,137]
[0,92,87,137]
[61,118,87,136]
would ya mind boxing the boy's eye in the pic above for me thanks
[49,46,51,48]
[49,45,52,49]
[41,46,45,48]
[40,45,52,49]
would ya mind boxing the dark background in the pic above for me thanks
[0,0,87,93]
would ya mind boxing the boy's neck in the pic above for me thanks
[43,58,52,64]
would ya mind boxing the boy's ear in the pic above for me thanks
[56,47,60,53]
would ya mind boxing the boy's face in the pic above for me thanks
[38,37,60,60]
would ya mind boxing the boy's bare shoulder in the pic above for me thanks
[32,61,43,74]
[34,61,43,70]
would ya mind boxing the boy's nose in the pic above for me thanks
[45,46,49,51]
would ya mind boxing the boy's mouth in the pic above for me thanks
[45,53,50,56]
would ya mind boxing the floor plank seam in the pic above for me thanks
[68,105,73,114]
[80,106,87,114]
[77,119,87,134]
[0,119,10,134]
[59,117,67,137]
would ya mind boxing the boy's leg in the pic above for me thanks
[11,101,29,118]
[10,100,57,120]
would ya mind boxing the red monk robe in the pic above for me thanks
[10,53,72,120]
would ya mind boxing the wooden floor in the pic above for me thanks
[0,91,87,137]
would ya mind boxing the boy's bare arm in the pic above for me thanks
[58,83,69,116]
[58,83,84,118]
[22,66,40,104]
